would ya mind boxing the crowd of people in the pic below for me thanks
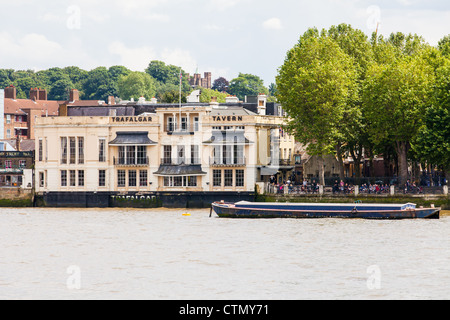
[268,176,444,195]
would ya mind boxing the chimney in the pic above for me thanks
[257,93,267,115]
[30,88,39,101]
[150,97,158,104]
[210,96,219,109]
[5,85,16,99]
[16,135,20,151]
[226,95,239,104]
[69,89,79,102]
[108,96,115,105]
[38,88,47,101]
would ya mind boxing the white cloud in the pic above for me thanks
[108,42,198,73]
[108,42,157,71]
[0,32,93,69]
[208,0,243,11]
[262,18,283,30]
[160,48,198,73]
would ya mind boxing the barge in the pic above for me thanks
[211,201,440,219]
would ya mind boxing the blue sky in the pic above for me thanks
[0,0,449,86]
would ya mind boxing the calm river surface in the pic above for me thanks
[0,207,449,300]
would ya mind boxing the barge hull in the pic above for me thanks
[212,203,440,219]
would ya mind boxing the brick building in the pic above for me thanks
[2,85,59,140]
[187,72,212,89]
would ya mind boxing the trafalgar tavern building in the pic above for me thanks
[34,92,296,207]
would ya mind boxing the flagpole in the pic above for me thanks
[179,67,182,131]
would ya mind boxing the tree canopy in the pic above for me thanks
[276,23,450,184]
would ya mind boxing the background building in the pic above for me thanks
[34,95,294,207]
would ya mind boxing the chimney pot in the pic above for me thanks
[69,89,79,102]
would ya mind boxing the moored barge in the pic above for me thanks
[211,201,440,219]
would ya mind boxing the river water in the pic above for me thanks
[0,207,448,300]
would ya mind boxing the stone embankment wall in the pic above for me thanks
[0,188,33,207]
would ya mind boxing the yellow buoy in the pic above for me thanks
[182,213,191,216]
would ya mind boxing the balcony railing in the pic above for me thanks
[164,124,198,135]
[161,158,201,165]
[113,157,149,167]
[210,157,246,167]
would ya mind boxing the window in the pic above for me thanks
[128,170,137,187]
[223,145,231,164]
[45,138,48,162]
[69,137,76,164]
[78,170,85,187]
[39,172,45,188]
[78,137,84,164]
[181,117,187,131]
[19,160,26,168]
[224,170,233,187]
[99,170,106,187]
[117,170,126,187]
[234,145,244,165]
[177,145,185,164]
[61,170,67,187]
[38,139,43,162]
[163,176,197,187]
[6,129,11,139]
[126,146,136,165]
[118,146,126,165]
[5,160,12,169]
[167,117,174,132]
[61,137,67,164]
[99,138,106,162]
[236,170,244,187]
[194,117,199,131]
[6,115,11,124]
[213,145,221,164]
[137,146,147,165]
[70,170,76,187]
[191,145,199,164]
[139,170,147,187]
[163,145,172,164]
[213,170,222,187]
[187,176,197,187]
[164,176,172,187]
[174,176,183,187]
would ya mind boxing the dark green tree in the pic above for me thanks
[83,67,118,101]
[228,73,268,101]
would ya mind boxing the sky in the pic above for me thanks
[0,0,449,86]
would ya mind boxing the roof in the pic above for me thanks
[153,164,207,176]
[109,132,157,146]
[210,107,257,116]
[0,139,35,151]
[4,99,59,116]
[66,100,106,107]
[203,131,253,145]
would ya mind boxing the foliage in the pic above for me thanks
[198,88,228,103]
[228,73,269,101]
[412,62,450,170]
[276,29,358,156]
[117,71,156,101]
[211,77,229,92]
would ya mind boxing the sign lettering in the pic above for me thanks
[212,116,243,122]
[111,116,153,123]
